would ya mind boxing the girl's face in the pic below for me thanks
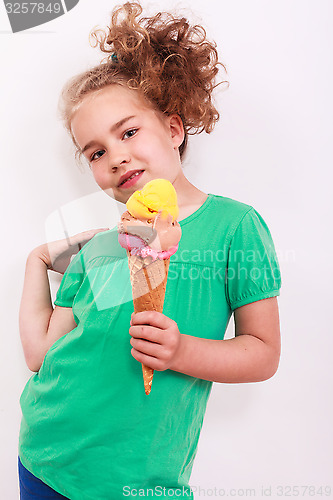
[71,85,185,204]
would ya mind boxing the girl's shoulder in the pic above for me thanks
[176,193,257,246]
[201,193,274,243]
[205,193,254,226]
[66,226,125,274]
[209,193,253,213]
[207,194,277,250]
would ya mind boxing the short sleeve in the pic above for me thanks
[54,249,86,308]
[226,208,282,311]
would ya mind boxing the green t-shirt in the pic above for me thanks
[18,194,281,499]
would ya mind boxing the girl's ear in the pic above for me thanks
[168,114,185,149]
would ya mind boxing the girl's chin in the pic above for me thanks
[103,188,116,199]
[103,176,150,203]
[103,187,132,206]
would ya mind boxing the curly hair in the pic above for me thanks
[59,1,229,163]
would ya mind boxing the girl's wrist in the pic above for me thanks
[169,333,187,372]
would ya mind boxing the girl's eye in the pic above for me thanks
[123,128,138,139]
[89,129,137,163]
[90,150,105,162]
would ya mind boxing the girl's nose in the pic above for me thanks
[108,145,131,171]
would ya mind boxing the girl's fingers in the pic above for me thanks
[130,337,161,357]
[70,228,110,247]
[41,228,110,274]
[129,324,163,344]
[131,348,162,371]
[131,311,171,330]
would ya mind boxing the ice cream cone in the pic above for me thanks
[118,179,181,395]
[127,252,170,395]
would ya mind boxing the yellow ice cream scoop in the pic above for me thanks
[126,179,179,222]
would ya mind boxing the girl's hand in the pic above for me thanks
[129,311,182,371]
[30,228,110,274]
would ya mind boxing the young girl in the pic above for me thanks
[18,2,282,499]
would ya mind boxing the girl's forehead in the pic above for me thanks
[71,85,166,138]
[73,85,165,131]
[83,85,153,112]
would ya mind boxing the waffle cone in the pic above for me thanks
[127,252,170,395]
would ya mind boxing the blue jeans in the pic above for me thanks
[18,457,69,499]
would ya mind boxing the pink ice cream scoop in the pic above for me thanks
[118,210,181,260]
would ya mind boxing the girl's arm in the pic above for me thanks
[130,296,281,383]
[19,228,109,372]
[171,296,281,382]
[19,250,77,372]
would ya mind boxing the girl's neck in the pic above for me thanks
[173,172,208,221]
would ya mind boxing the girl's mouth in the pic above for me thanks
[119,170,144,188]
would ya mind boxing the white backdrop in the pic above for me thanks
[1,0,332,498]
